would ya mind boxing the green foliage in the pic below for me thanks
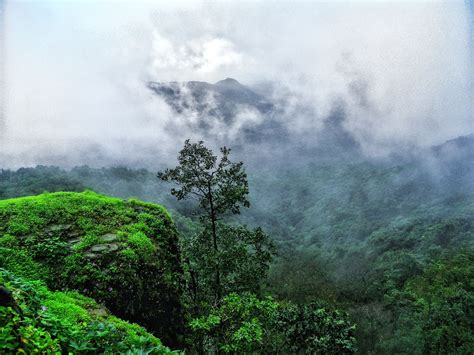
[0,246,46,282]
[159,140,265,305]
[0,269,175,354]
[0,191,184,347]
[0,166,86,199]
[183,223,275,310]
[0,155,472,354]
[275,301,357,354]
[243,161,474,245]
[158,140,250,218]
[190,293,357,354]
[190,293,279,353]
[360,218,473,297]
[382,251,474,354]
[127,231,156,259]
[267,246,338,304]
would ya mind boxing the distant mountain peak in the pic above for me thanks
[147,78,274,122]
[215,78,242,86]
[146,78,363,154]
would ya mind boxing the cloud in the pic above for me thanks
[1,0,472,167]
[151,33,243,75]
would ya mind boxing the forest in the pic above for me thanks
[0,134,472,353]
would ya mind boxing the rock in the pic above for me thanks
[68,238,81,245]
[100,233,118,242]
[108,243,119,252]
[90,244,109,252]
[45,224,72,233]
[67,230,82,239]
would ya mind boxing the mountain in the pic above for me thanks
[147,78,274,126]
[147,78,361,156]
[430,133,474,193]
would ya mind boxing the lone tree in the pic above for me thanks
[158,140,250,300]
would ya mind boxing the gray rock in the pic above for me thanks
[100,234,118,242]
[90,244,109,252]
[68,230,81,238]
[45,224,72,232]
[108,243,119,252]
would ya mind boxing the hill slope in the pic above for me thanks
[0,269,174,353]
[0,191,185,347]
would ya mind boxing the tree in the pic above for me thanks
[275,301,357,354]
[190,293,279,353]
[183,224,274,309]
[189,293,357,354]
[158,140,251,301]
[382,251,474,354]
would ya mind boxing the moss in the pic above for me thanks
[0,269,175,354]
[0,247,46,281]
[43,292,92,325]
[120,248,138,261]
[74,234,100,251]
[0,191,184,347]
[0,234,18,248]
[128,231,156,258]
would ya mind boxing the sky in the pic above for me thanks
[1,0,473,166]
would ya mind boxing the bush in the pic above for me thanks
[190,293,279,353]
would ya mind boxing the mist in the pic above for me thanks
[1,0,472,168]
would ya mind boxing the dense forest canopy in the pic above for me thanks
[0,133,472,352]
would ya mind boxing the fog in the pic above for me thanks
[1,0,472,167]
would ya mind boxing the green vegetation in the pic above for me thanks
[0,166,86,199]
[159,140,253,302]
[158,141,275,311]
[190,293,280,353]
[158,141,356,353]
[0,269,174,354]
[0,137,472,353]
[190,293,356,354]
[0,191,184,347]
[382,251,474,354]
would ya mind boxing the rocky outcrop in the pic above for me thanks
[0,191,185,347]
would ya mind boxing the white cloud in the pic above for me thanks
[1,0,472,166]
[150,32,243,78]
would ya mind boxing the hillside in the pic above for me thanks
[0,134,472,353]
[0,191,184,347]
[0,269,174,353]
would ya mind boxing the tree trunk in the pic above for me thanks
[208,183,221,301]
